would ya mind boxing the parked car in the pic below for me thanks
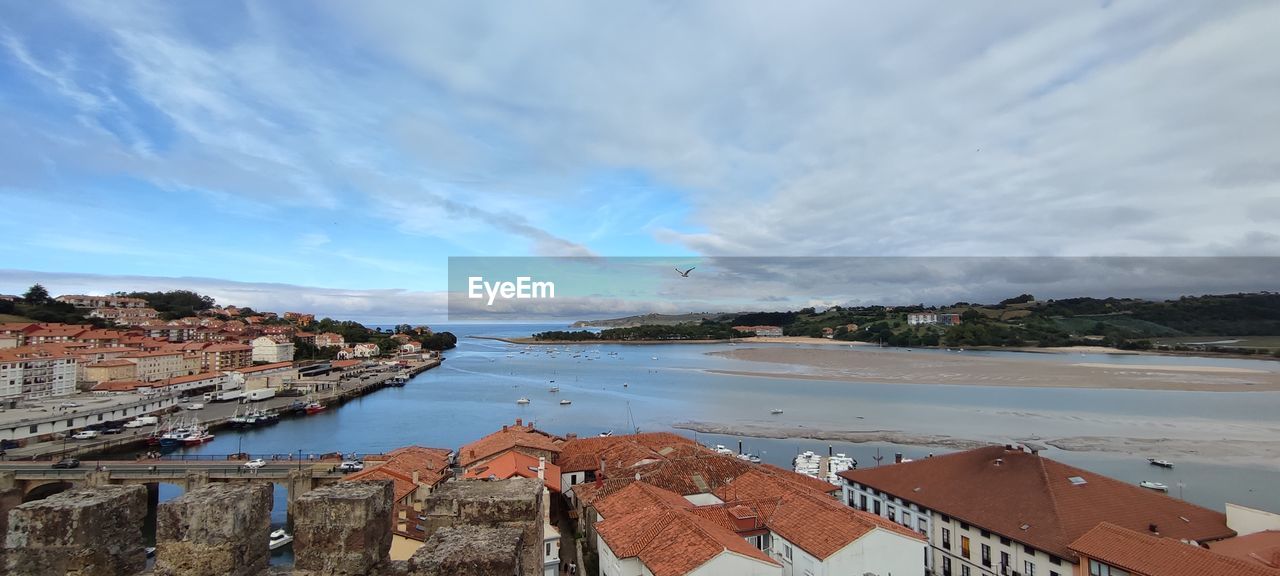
[185,403,205,410]
[71,430,99,440]
[52,458,80,469]
[58,402,81,408]
[242,458,267,469]
[101,426,125,435]
[338,461,364,472]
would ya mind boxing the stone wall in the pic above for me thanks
[2,478,542,576]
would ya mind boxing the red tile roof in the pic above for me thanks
[1071,522,1279,576]
[233,361,294,374]
[840,445,1235,559]
[558,432,697,473]
[462,451,562,493]
[359,445,454,491]
[594,482,780,576]
[1208,530,1280,571]
[458,420,565,467]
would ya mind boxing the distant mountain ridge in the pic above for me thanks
[571,312,736,328]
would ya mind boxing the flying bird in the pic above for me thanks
[676,267,695,277]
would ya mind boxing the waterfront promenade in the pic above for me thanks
[0,357,440,462]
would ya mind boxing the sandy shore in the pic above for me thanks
[474,336,733,345]
[707,347,1280,392]
[673,421,1280,471]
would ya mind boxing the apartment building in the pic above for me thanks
[839,445,1236,576]
[0,350,78,400]
[315,332,346,348]
[201,343,253,371]
[55,294,149,308]
[122,350,192,381]
[250,336,295,363]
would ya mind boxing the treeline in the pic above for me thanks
[120,290,216,320]
[1,284,94,324]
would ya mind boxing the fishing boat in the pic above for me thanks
[229,409,247,428]
[269,529,293,550]
[183,428,214,445]
[304,400,326,415]
[516,397,530,405]
[1139,481,1169,492]
[1148,458,1174,469]
[288,400,308,414]
[770,409,784,415]
[559,399,572,405]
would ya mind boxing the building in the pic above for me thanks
[122,350,192,381]
[84,359,139,383]
[399,341,422,354]
[251,336,295,363]
[228,361,295,390]
[733,325,784,337]
[593,472,925,576]
[839,445,1236,576]
[23,324,91,344]
[1070,522,1279,576]
[344,445,455,561]
[0,349,78,399]
[908,312,962,326]
[55,294,149,309]
[88,307,160,324]
[458,418,567,469]
[315,332,346,348]
[283,312,315,327]
[201,343,253,371]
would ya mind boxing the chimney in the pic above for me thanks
[895,452,904,464]
[566,432,577,440]
[599,457,606,477]
[994,458,1004,466]
[738,440,743,455]
[502,425,508,431]
[828,445,833,457]
[538,457,546,481]
[1149,523,1159,534]
[515,418,523,426]
[412,470,420,485]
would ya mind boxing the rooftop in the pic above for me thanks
[458,418,565,467]
[1070,522,1279,576]
[463,450,562,493]
[840,445,1235,559]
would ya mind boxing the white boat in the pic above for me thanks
[1148,458,1174,469]
[1139,481,1169,492]
[559,399,572,405]
[269,529,293,550]
[713,444,735,455]
[598,430,612,437]
[770,409,784,415]
[548,386,560,393]
[516,397,530,405]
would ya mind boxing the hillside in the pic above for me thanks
[571,312,734,328]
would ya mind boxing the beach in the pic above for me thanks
[707,346,1280,392]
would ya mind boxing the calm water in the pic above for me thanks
[154,323,1280,535]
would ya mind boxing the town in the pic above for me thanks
[2,420,1277,576]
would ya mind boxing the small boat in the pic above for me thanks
[548,386,560,393]
[305,401,326,415]
[560,399,572,405]
[598,430,612,437]
[144,546,156,558]
[1139,481,1169,492]
[650,356,658,360]
[516,397,530,405]
[713,444,735,455]
[183,430,214,445]
[269,529,293,550]
[623,383,628,388]
[1148,458,1174,469]
[770,409,784,415]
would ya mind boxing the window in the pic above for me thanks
[1088,561,1130,576]
[1024,545,1035,555]
[1001,551,1011,573]
[1000,537,1011,546]
[961,535,971,559]
[1051,572,1060,576]
[960,522,971,530]
[873,500,881,515]
[29,424,38,434]
[859,494,868,510]
[962,566,971,576]
[546,543,552,557]
[888,505,897,522]
[982,544,991,567]
[784,544,793,562]
[981,529,991,538]
[1050,556,1062,566]
[1025,560,1036,576]
[942,527,951,549]
[942,557,952,576]
[917,517,928,534]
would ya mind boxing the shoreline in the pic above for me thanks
[673,421,1280,471]
[472,335,735,345]
[705,347,1280,392]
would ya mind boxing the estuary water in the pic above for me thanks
[159,323,1280,535]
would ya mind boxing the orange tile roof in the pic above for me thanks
[594,483,780,576]
[840,445,1234,559]
[122,350,185,358]
[234,361,294,374]
[330,359,361,369]
[1208,530,1280,571]
[1071,522,1279,576]
[87,359,136,368]
[558,432,697,473]
[165,371,225,385]
[360,445,455,490]
[463,451,562,493]
[458,420,565,467]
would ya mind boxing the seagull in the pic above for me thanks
[676,267,695,277]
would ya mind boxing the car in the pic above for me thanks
[242,458,267,469]
[101,426,125,435]
[185,403,205,410]
[338,461,364,472]
[52,458,80,469]
[58,402,81,408]
[71,430,99,440]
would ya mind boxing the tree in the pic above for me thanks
[23,284,50,304]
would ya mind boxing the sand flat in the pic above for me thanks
[708,347,1280,392]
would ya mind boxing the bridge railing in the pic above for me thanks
[11,468,88,479]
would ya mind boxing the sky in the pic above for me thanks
[1,1,1278,322]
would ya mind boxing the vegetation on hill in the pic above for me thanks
[120,290,216,320]
[535,323,748,341]
[0,284,93,324]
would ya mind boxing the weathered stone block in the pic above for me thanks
[155,482,273,576]
[408,525,523,576]
[422,477,543,575]
[4,484,147,576]
[293,480,394,576]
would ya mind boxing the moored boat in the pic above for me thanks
[559,399,572,405]
[1139,481,1169,492]
[304,401,326,415]
[269,529,293,550]
[516,397,530,405]
[1148,458,1174,468]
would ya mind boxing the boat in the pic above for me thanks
[144,546,156,558]
[183,428,214,445]
[598,430,612,437]
[548,386,559,393]
[1148,458,1174,469]
[269,529,293,550]
[713,444,735,455]
[770,409,784,415]
[748,454,761,464]
[559,399,572,405]
[229,409,247,428]
[305,400,326,415]
[516,397,530,405]
[1139,481,1169,492]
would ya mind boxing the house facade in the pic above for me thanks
[251,336,295,363]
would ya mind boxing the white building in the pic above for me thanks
[839,445,1236,576]
[0,352,78,400]
[907,312,938,326]
[251,336,295,363]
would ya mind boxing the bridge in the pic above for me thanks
[0,459,348,525]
